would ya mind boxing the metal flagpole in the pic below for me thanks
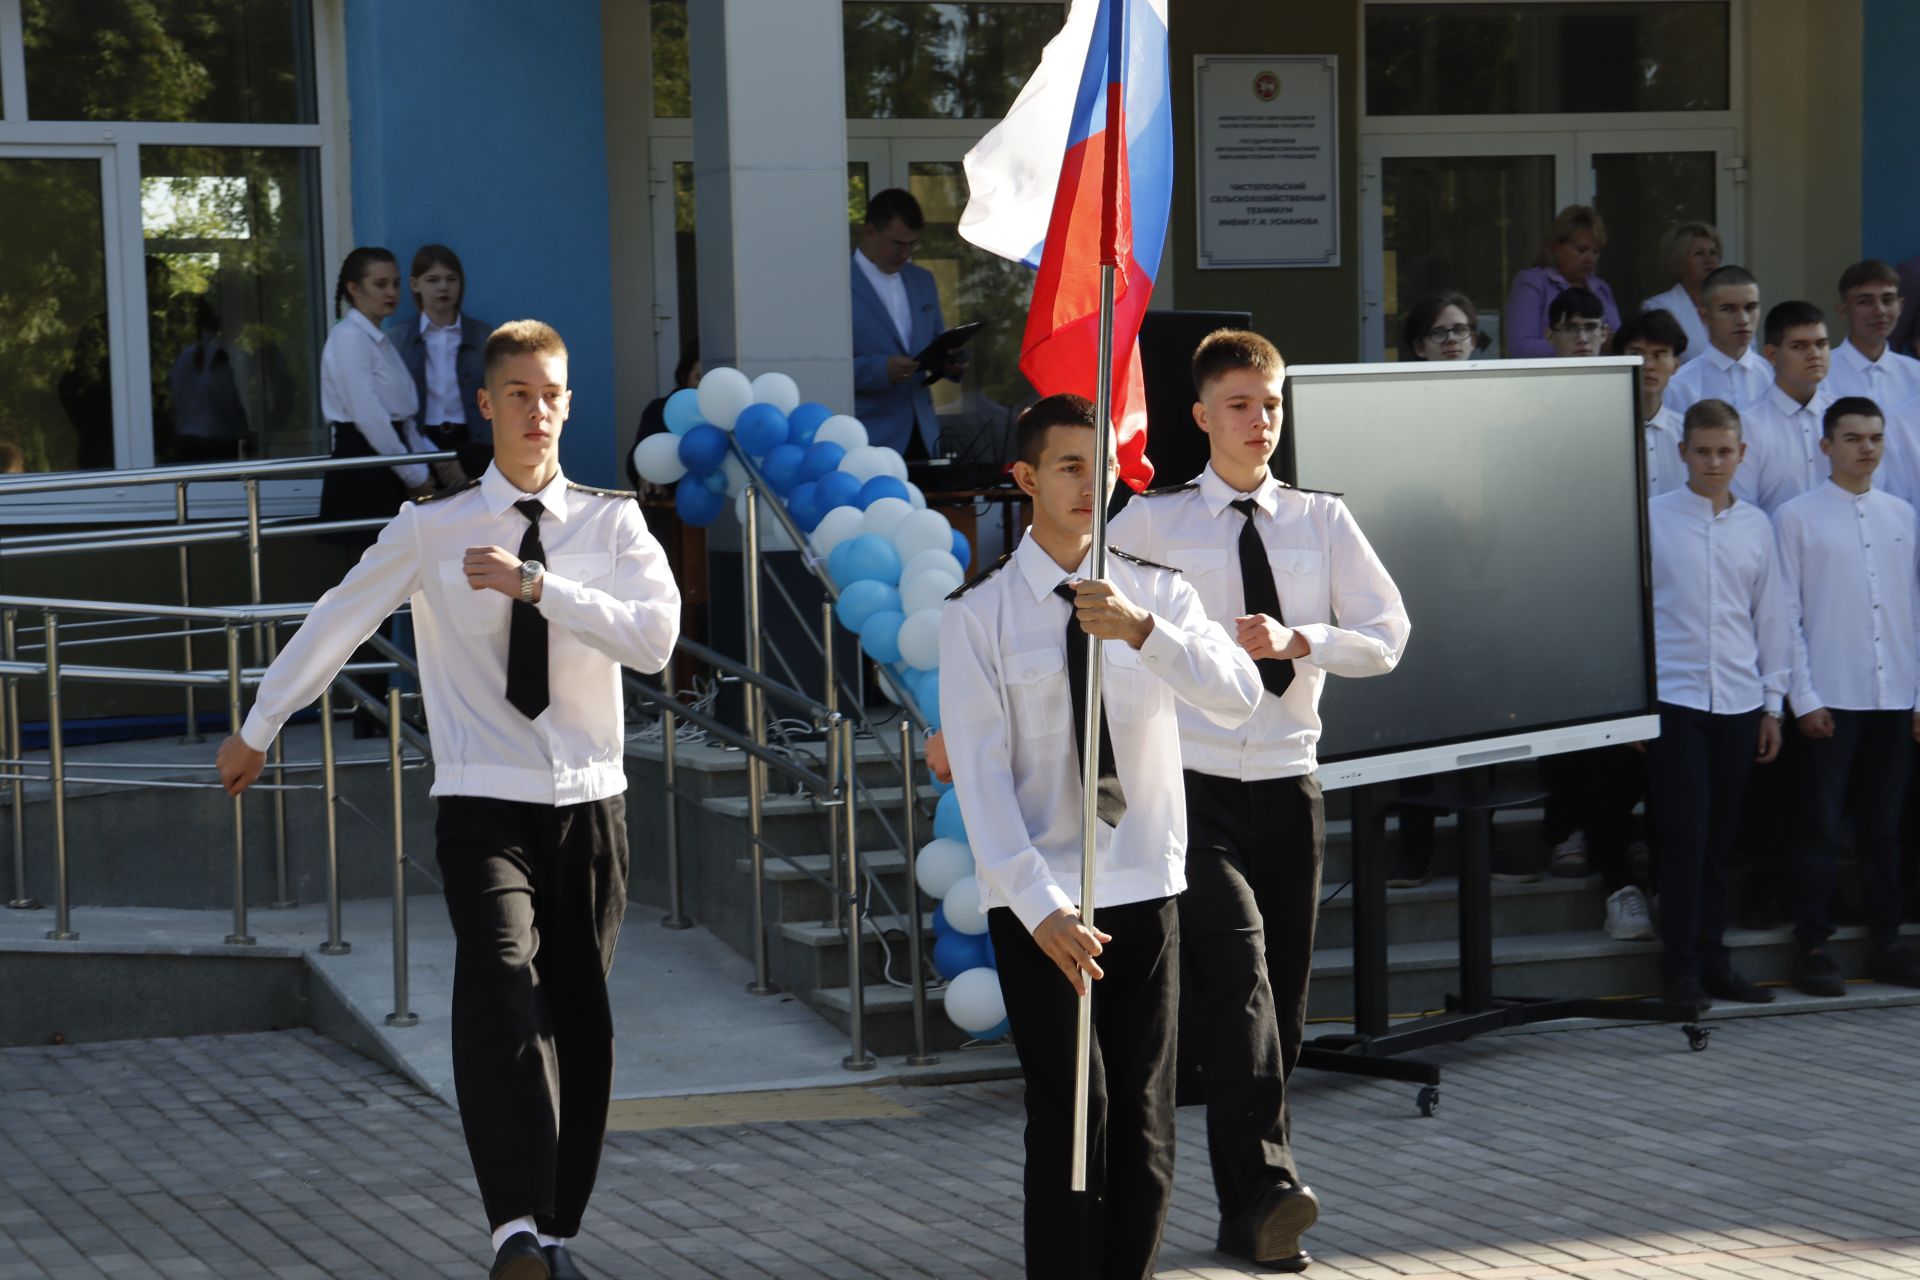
[1071,0,1126,1196]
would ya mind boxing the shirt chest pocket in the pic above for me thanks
[547,551,616,588]
[1102,640,1163,723]
[1005,647,1070,738]
[437,559,510,634]
[1270,548,1328,625]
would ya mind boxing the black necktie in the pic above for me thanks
[505,499,549,720]
[1231,497,1293,697]
[1054,582,1127,828]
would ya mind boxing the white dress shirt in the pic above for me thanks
[320,308,432,490]
[1876,393,1920,507]
[242,465,681,806]
[1774,480,1920,715]
[1734,382,1836,513]
[938,532,1261,930]
[1641,283,1711,366]
[1106,464,1410,780]
[852,248,912,349]
[1645,403,1687,499]
[1648,486,1789,716]
[1825,337,1920,410]
[1662,342,1774,418]
[420,312,466,425]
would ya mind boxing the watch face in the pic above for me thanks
[521,560,544,577]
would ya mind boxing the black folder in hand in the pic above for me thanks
[913,322,984,385]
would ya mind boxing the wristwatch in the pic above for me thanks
[518,559,544,603]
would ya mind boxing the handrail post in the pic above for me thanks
[901,718,937,1066]
[266,618,291,908]
[44,612,75,940]
[317,684,349,955]
[841,715,875,1071]
[244,477,265,661]
[743,485,774,995]
[823,600,842,930]
[175,481,201,743]
[223,624,254,946]
[660,661,691,929]
[3,610,35,911]
[385,685,418,1027]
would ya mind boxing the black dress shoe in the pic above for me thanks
[1701,970,1775,1003]
[490,1231,549,1280]
[1871,945,1920,988]
[1794,948,1846,998]
[544,1244,588,1280]
[1217,1181,1319,1267]
[1661,976,1709,1010]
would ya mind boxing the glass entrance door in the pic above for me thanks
[1578,128,1739,318]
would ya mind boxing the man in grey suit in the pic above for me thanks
[851,189,964,458]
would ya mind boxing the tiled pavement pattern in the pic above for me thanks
[1,1009,1918,1279]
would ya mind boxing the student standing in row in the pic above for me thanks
[938,394,1261,1280]
[1613,309,1689,499]
[1735,301,1835,514]
[1826,259,1920,406]
[1663,265,1771,417]
[220,321,682,1280]
[1645,398,1788,1008]
[1775,396,1920,996]
[1109,330,1409,1271]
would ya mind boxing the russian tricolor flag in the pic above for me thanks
[960,0,1171,492]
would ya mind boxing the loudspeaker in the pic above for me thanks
[1136,310,1252,489]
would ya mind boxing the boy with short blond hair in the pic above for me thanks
[1664,265,1772,416]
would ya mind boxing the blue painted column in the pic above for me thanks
[1861,0,1920,265]
[342,1,620,485]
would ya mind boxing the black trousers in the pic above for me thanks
[1794,709,1912,949]
[989,896,1178,1280]
[1178,769,1323,1217]
[1645,703,1760,984]
[436,793,628,1238]
[1541,746,1646,890]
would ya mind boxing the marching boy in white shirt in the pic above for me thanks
[218,321,681,1280]
[938,394,1261,1280]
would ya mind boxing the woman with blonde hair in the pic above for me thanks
[1641,221,1722,365]
[1504,205,1621,357]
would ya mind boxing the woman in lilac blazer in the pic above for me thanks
[1504,205,1621,357]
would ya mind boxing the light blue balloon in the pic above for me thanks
[839,534,902,585]
[919,671,942,729]
[733,403,789,457]
[827,540,858,588]
[836,581,900,633]
[860,609,906,665]
[933,788,967,844]
[674,474,725,527]
[932,775,955,796]
[678,423,729,473]
[664,388,704,435]
[787,402,833,447]
[760,444,806,496]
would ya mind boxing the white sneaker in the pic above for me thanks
[1605,885,1657,941]
[1550,829,1589,877]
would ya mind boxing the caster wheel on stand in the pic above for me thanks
[1683,1024,1711,1052]
[1416,1085,1440,1117]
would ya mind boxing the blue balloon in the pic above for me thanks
[827,540,857,588]
[815,469,862,512]
[855,475,911,509]
[974,1018,1009,1041]
[674,474,726,527]
[933,789,968,844]
[801,441,846,482]
[733,403,789,457]
[933,775,955,796]
[951,528,972,570]
[919,671,941,729]
[931,902,951,937]
[787,481,822,531]
[860,609,906,665]
[836,580,900,632]
[678,423,729,474]
[663,388,704,435]
[759,444,806,497]
[840,534,902,585]
[932,931,992,981]
[704,470,728,494]
[787,402,834,447]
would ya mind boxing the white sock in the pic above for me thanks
[537,1233,568,1249]
[491,1217,539,1254]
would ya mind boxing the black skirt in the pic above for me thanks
[318,420,412,549]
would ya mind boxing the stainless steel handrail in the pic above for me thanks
[0,449,455,497]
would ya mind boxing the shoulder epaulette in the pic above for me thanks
[1140,481,1198,497]
[568,481,637,499]
[1275,481,1345,499]
[414,479,480,503]
[1110,546,1181,573]
[946,553,1012,601]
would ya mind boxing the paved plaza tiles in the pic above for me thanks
[0,1006,1916,1278]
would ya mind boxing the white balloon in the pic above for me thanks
[898,608,942,670]
[811,505,866,556]
[749,370,801,414]
[943,966,1005,1034]
[721,453,749,497]
[632,433,687,485]
[839,445,896,485]
[904,481,927,509]
[814,414,869,451]
[697,366,754,430]
[942,876,989,936]
[859,496,913,541]
[902,549,965,585]
[885,451,911,482]
[734,486,797,550]
[915,838,974,900]
[891,509,954,564]
[901,569,962,616]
